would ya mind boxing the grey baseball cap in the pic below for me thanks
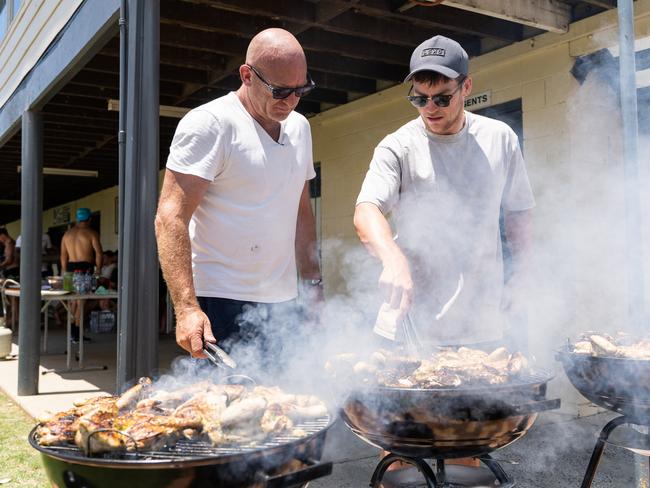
[405,35,468,82]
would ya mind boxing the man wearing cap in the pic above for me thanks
[61,207,103,341]
[355,35,535,350]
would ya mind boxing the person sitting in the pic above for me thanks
[0,228,19,281]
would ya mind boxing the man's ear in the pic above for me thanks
[239,64,253,86]
[462,76,473,97]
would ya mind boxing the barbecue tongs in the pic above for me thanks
[202,342,237,369]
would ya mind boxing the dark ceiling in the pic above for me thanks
[0,0,613,225]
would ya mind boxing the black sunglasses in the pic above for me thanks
[407,77,466,108]
[246,64,316,99]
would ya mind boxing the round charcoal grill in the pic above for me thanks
[557,347,650,419]
[341,370,558,458]
[30,415,334,488]
[557,347,650,487]
[341,370,559,487]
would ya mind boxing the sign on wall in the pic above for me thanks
[53,206,70,225]
[464,90,492,111]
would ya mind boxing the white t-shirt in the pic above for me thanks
[15,233,52,253]
[16,233,53,272]
[167,92,315,303]
[357,111,535,345]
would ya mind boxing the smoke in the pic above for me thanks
[528,53,648,372]
[145,40,649,482]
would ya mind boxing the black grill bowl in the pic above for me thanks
[29,415,334,488]
[341,371,558,458]
[557,348,650,419]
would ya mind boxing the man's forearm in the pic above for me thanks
[354,202,406,266]
[155,215,200,316]
[295,186,320,280]
[504,210,533,283]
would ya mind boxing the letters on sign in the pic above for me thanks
[464,90,492,111]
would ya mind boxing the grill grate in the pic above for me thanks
[38,416,331,462]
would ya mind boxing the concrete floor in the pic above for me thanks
[1,328,647,487]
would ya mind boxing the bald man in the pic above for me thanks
[156,29,322,367]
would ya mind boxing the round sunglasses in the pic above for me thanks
[407,77,466,108]
[246,64,316,100]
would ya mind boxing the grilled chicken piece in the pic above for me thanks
[174,391,228,444]
[260,404,293,434]
[75,409,202,454]
[36,412,80,446]
[588,334,650,359]
[37,378,327,451]
[116,377,153,410]
[484,347,510,371]
[138,383,245,410]
[508,352,528,374]
[573,340,594,355]
[36,396,118,446]
[220,396,268,428]
[589,335,620,356]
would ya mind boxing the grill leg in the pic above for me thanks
[436,458,446,483]
[480,453,515,487]
[580,415,628,488]
[370,453,438,488]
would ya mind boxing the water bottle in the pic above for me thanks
[84,271,92,294]
[73,271,82,294]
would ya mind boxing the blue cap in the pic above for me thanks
[76,207,91,222]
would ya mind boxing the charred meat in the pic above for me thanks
[326,346,530,388]
[35,378,328,454]
[572,333,650,360]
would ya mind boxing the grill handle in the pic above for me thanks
[511,398,561,416]
[260,458,333,488]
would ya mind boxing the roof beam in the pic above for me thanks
[335,0,523,42]
[440,0,570,33]
[579,0,616,8]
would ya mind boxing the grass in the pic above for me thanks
[0,390,49,487]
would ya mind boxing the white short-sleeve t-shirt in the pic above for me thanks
[357,111,535,345]
[167,92,316,303]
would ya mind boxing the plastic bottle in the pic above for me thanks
[73,270,82,294]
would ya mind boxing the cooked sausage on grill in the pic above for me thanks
[35,378,328,454]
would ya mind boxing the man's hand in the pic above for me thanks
[379,254,413,319]
[175,307,216,359]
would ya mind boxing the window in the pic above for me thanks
[0,0,21,41]
[0,1,7,40]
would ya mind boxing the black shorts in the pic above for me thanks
[1,267,19,280]
[66,261,93,273]
[197,296,307,379]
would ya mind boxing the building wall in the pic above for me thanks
[6,185,119,251]
[0,0,83,108]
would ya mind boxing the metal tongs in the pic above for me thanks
[202,342,237,369]
[402,312,425,357]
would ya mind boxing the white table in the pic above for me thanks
[4,288,118,373]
